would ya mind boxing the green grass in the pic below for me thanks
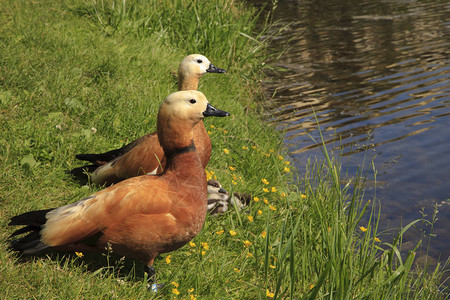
[0,0,447,299]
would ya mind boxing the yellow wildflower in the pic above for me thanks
[189,241,196,248]
[374,237,381,242]
[280,192,286,198]
[165,255,171,264]
[223,148,229,154]
[271,187,277,192]
[261,230,267,238]
[284,161,290,165]
[207,131,212,134]
[201,250,206,256]
[229,230,237,236]
[234,268,240,273]
[172,288,180,295]
[201,242,209,250]
[171,281,179,288]
[262,178,269,185]
[269,204,276,211]
[242,146,249,150]
[246,252,254,258]
[269,149,275,153]
[309,284,315,290]
[278,155,284,160]
[247,215,254,222]
[216,230,224,235]
[188,288,195,293]
[190,295,197,300]
[257,209,262,215]
[284,167,290,173]
[75,252,84,258]
[266,289,275,298]
[263,198,269,204]
[223,130,228,133]
[269,264,276,269]
[205,170,214,181]
[263,188,269,193]
[265,153,270,157]
[301,194,307,199]
[251,145,257,149]
[243,240,252,247]
[229,166,236,171]
[232,180,237,185]
[253,196,260,202]
[359,226,368,232]
[210,125,215,128]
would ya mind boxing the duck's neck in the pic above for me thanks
[178,73,200,91]
[165,142,205,180]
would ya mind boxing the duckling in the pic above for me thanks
[72,54,226,185]
[9,90,230,287]
[207,179,251,216]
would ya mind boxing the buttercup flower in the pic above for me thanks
[229,230,237,236]
[271,187,277,192]
[242,146,249,150]
[247,215,254,222]
[278,155,284,160]
[223,148,229,154]
[253,197,260,202]
[201,242,209,250]
[243,240,252,247]
[172,288,180,295]
[75,252,84,258]
[359,226,367,232]
[262,178,269,185]
[284,167,290,173]
[263,198,269,204]
[374,237,381,242]
[216,230,224,235]
[166,255,171,264]
[266,289,275,298]
[269,204,277,211]
[189,241,196,247]
[261,230,267,238]
[257,209,262,215]
[301,194,307,199]
[229,166,236,171]
[263,188,269,193]
[171,281,179,288]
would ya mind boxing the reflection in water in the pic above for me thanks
[259,0,449,264]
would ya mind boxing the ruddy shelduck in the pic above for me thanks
[72,54,226,185]
[9,90,230,284]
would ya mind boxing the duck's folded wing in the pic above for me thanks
[41,177,172,247]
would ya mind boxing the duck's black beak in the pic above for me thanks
[206,63,226,74]
[203,103,230,117]
[218,187,228,194]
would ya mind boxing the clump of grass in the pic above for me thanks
[0,0,447,299]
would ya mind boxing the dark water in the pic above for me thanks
[258,0,449,266]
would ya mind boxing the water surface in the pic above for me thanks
[258,0,449,265]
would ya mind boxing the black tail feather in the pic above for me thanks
[75,136,144,163]
[9,209,52,227]
[8,209,52,254]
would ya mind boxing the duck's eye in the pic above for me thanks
[189,99,197,104]
[196,59,203,63]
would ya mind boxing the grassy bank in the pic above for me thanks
[0,0,446,298]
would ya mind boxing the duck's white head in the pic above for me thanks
[179,54,226,78]
[157,90,229,151]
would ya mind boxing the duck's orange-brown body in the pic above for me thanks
[74,54,225,185]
